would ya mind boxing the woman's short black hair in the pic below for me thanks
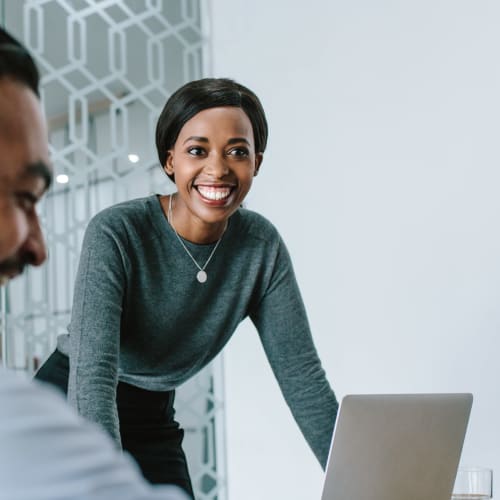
[0,27,40,97]
[155,78,268,181]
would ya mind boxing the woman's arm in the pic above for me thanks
[250,237,339,468]
[67,212,129,445]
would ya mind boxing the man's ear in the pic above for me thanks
[164,150,174,176]
[254,153,264,176]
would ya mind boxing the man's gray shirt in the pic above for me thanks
[0,368,188,500]
[57,195,338,467]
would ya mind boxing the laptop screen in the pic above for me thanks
[321,393,472,500]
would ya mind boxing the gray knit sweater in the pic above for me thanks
[57,195,338,467]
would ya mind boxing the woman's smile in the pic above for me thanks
[195,184,234,203]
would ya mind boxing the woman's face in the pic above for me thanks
[165,106,262,236]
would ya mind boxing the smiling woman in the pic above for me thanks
[34,77,339,499]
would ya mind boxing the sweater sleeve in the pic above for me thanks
[249,237,339,468]
[67,213,128,446]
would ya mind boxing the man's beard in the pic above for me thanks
[0,257,26,284]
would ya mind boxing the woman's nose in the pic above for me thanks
[204,156,229,178]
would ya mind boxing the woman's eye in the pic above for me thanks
[228,147,249,157]
[187,147,205,156]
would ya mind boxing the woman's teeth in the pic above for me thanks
[197,186,232,201]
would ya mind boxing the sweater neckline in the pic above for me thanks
[149,194,239,248]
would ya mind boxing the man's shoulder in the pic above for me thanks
[0,368,189,499]
[0,367,76,420]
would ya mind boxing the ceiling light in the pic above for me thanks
[56,174,69,184]
[128,153,140,163]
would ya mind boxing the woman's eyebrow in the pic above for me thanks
[183,136,208,144]
[182,136,251,145]
[227,137,250,145]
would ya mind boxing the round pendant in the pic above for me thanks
[197,270,207,283]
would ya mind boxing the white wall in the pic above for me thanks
[211,1,500,499]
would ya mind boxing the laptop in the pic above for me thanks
[321,393,473,500]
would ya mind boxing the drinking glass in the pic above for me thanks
[452,466,493,499]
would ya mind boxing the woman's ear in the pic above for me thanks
[254,153,264,177]
[164,150,174,176]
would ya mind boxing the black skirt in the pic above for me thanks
[35,349,194,499]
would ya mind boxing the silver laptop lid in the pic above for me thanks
[321,393,473,500]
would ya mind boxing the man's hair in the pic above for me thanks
[0,26,40,96]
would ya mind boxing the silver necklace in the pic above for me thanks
[168,194,224,283]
